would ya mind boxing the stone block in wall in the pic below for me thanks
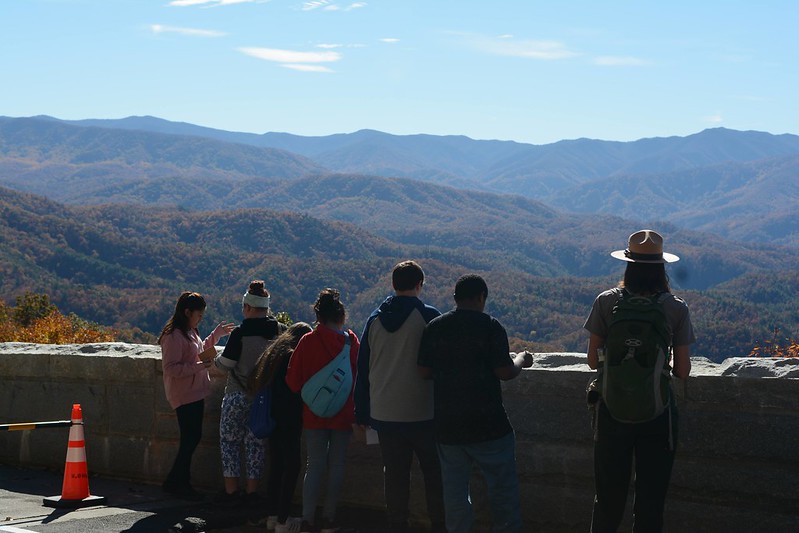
[11,427,68,470]
[685,374,798,408]
[680,408,799,460]
[28,381,110,433]
[516,441,594,483]
[503,369,597,444]
[107,384,157,436]
[0,349,50,379]
[671,455,799,510]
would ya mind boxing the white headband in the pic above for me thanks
[243,292,270,309]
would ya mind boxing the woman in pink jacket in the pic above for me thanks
[159,291,233,501]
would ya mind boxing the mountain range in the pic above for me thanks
[3,116,799,247]
[1,115,798,360]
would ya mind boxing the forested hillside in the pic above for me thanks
[1,186,796,361]
[546,154,799,246]
[42,172,799,289]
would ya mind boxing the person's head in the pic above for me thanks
[392,260,424,294]
[282,321,313,347]
[158,291,207,343]
[313,288,346,327]
[242,280,270,318]
[251,321,313,391]
[611,229,677,294]
[453,274,488,311]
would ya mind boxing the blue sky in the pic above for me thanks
[1,1,796,144]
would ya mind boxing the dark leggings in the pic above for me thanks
[166,399,204,487]
[265,427,303,522]
[590,402,677,533]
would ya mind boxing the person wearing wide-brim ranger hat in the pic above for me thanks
[584,229,695,533]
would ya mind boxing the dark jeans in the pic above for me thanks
[165,399,204,487]
[591,402,678,533]
[265,427,303,522]
[378,425,445,531]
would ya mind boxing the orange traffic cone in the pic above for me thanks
[43,404,107,508]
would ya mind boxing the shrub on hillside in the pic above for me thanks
[0,292,114,344]
[748,327,799,358]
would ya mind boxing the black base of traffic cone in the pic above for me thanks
[43,494,107,509]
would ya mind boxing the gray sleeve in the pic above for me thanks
[666,296,696,346]
[583,290,616,338]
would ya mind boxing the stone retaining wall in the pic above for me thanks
[1,343,798,532]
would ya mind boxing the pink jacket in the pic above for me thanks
[160,328,215,409]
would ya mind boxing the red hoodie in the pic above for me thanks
[286,323,359,431]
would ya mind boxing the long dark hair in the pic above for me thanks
[313,288,346,326]
[158,291,207,344]
[619,262,671,295]
[250,322,312,392]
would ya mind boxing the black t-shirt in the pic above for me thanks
[418,309,514,444]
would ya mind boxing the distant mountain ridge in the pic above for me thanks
[2,115,799,248]
[0,116,325,197]
[27,115,799,197]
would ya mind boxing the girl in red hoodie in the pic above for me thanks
[286,288,359,533]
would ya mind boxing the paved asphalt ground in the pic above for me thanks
[0,465,397,533]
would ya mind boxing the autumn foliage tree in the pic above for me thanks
[0,292,114,344]
[748,327,799,358]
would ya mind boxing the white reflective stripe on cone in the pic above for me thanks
[68,425,85,442]
[66,447,87,463]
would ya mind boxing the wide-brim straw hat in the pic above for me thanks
[610,229,680,263]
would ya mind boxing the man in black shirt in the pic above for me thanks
[418,274,532,533]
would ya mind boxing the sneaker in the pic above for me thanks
[266,515,279,530]
[212,489,242,507]
[299,520,317,533]
[275,517,303,533]
[243,491,267,507]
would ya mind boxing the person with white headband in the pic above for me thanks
[214,280,286,506]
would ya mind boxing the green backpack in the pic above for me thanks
[599,290,672,423]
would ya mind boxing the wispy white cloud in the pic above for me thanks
[498,34,513,39]
[302,0,329,10]
[380,38,399,43]
[302,0,366,11]
[150,24,226,37]
[457,33,578,60]
[239,47,340,63]
[593,56,650,67]
[703,113,724,124]
[169,0,264,6]
[316,43,365,49]
[238,47,340,72]
[282,63,334,72]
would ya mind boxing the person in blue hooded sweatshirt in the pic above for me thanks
[354,261,446,533]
